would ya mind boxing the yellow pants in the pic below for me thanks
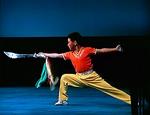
[58,71,131,104]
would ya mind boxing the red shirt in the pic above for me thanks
[63,47,96,73]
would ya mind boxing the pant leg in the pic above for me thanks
[59,74,85,101]
[82,71,131,104]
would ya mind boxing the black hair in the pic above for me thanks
[67,32,82,45]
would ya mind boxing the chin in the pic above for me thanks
[68,48,72,51]
[68,47,72,50]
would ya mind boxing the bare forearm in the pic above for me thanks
[96,48,117,53]
[44,53,63,58]
[36,52,63,58]
[96,45,123,53]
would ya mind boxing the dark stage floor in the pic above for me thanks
[0,87,131,115]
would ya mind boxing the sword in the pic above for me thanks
[4,51,37,59]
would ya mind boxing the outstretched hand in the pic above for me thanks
[116,45,123,52]
[33,52,46,58]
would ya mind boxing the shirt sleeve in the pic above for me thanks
[62,52,71,60]
[87,47,97,55]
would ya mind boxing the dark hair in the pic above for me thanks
[67,32,82,44]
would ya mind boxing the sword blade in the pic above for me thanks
[4,51,19,59]
[4,51,35,59]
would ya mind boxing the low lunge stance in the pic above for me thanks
[36,32,131,105]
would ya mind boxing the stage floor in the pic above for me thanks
[0,87,131,115]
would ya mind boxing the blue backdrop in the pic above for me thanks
[0,0,149,37]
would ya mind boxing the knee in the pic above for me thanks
[60,74,68,82]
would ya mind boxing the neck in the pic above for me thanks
[75,45,81,52]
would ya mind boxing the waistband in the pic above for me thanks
[77,69,93,75]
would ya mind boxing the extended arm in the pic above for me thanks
[96,45,123,54]
[36,52,63,58]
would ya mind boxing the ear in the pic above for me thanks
[74,41,78,45]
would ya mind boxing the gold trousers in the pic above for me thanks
[58,71,131,104]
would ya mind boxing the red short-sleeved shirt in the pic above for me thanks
[63,47,96,73]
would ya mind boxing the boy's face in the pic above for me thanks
[67,38,76,51]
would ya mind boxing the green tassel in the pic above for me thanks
[35,63,47,88]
